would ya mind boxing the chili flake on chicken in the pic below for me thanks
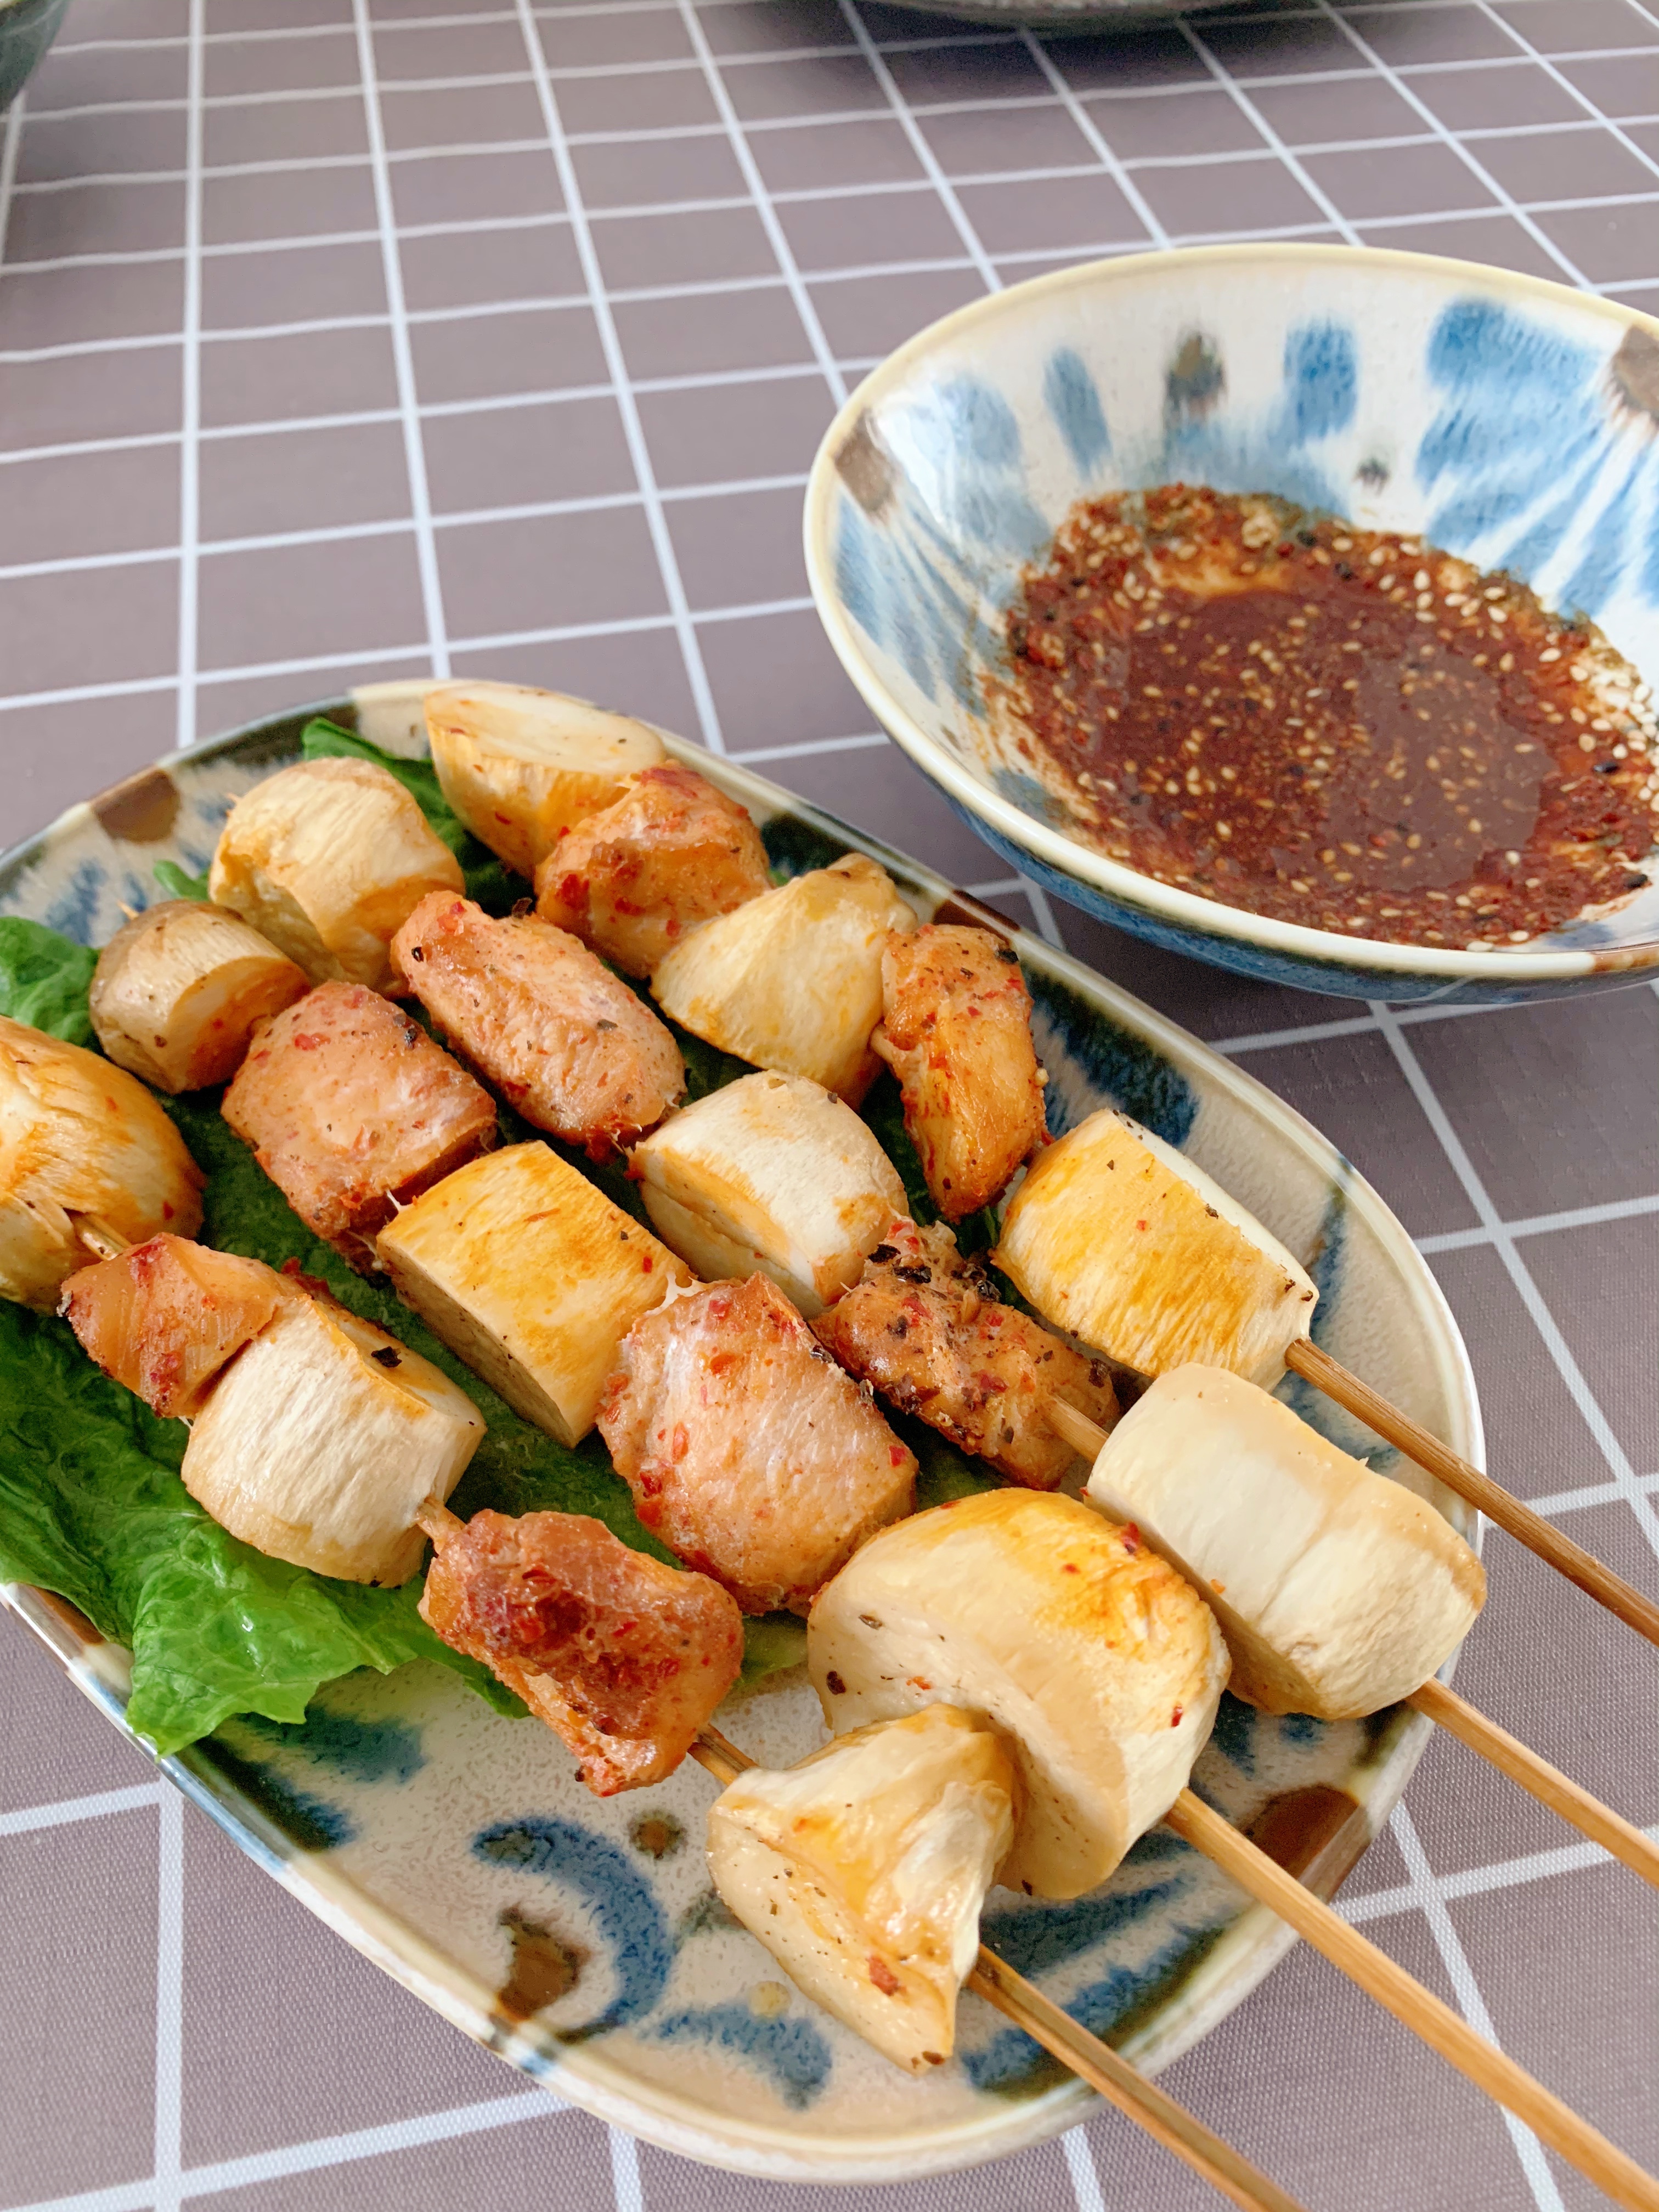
[420,1506,744,1795]
[597,1274,916,1616]
[222,981,498,1271]
[533,761,772,979]
[872,924,1049,1222]
[391,892,684,1158]
[815,1218,1118,1489]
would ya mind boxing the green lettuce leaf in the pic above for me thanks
[153,861,210,901]
[0,917,98,1045]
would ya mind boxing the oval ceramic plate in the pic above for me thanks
[0,699,1482,2184]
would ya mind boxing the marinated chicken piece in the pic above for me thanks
[183,1291,484,1585]
[209,756,463,991]
[814,1218,1118,1489]
[377,1141,692,1447]
[707,1707,1015,2073]
[995,1109,1317,1388]
[89,901,308,1094]
[630,1070,906,1318]
[810,1489,1229,1899]
[651,854,917,1106]
[420,1506,744,1796]
[1086,1366,1485,1718]
[426,681,667,878]
[533,761,772,978]
[872,926,1048,1222]
[0,1015,205,1310]
[391,893,684,1158]
[60,1233,295,1419]
[597,1274,916,1616]
[222,983,498,1272]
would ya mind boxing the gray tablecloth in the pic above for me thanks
[1,2,1655,2207]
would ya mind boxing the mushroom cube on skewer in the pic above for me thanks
[0,1016,205,1310]
[809,1489,1228,1899]
[707,1706,1016,2074]
[651,855,917,1107]
[533,761,772,978]
[60,1233,296,1419]
[814,1217,1118,1488]
[376,1140,693,1446]
[222,983,498,1272]
[426,680,665,878]
[872,925,1049,1222]
[208,757,464,991]
[89,901,308,1094]
[1086,1365,1486,1718]
[420,1506,744,1795]
[597,1274,917,1616]
[391,893,684,1158]
[181,1291,483,1585]
[995,1108,1317,1387]
[630,1070,906,1318]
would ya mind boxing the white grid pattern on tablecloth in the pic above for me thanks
[1,4,1656,2210]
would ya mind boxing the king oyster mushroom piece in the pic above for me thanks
[995,1108,1318,1389]
[629,1069,906,1318]
[0,1015,205,1311]
[89,900,308,1094]
[651,853,917,1107]
[208,755,463,992]
[377,1139,693,1447]
[425,679,666,878]
[181,1290,484,1587]
[809,1488,1228,1900]
[707,1706,1017,2074]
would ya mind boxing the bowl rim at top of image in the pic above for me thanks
[801,241,1659,989]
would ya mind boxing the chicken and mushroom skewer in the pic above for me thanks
[999,1105,1659,1649]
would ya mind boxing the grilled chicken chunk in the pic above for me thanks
[377,1141,692,1447]
[995,1109,1317,1387]
[708,1707,1015,2074]
[391,893,684,1157]
[60,1233,295,1419]
[810,1490,1228,1900]
[0,1016,205,1310]
[872,926,1048,1222]
[533,761,772,978]
[597,1274,916,1616]
[630,1069,906,1318]
[182,1291,484,1585]
[426,681,666,878]
[89,901,308,1095]
[651,854,917,1105]
[1086,1365,1485,1719]
[222,983,498,1271]
[814,1218,1118,1489]
[209,756,463,991]
[420,1506,744,1796]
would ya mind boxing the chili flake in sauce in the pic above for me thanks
[996,486,1659,947]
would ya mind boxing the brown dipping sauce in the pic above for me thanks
[997,486,1659,947]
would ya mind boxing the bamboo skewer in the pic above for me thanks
[1046,1398,1659,1894]
[1284,1339,1659,1650]
[689,1725,1310,2212]
[1166,1790,1659,2212]
[1406,1679,1659,1891]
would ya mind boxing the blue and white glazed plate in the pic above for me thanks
[1,699,1481,2183]
[805,244,1659,1006]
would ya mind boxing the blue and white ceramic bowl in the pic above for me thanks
[805,244,1659,1006]
[1,698,1482,2183]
